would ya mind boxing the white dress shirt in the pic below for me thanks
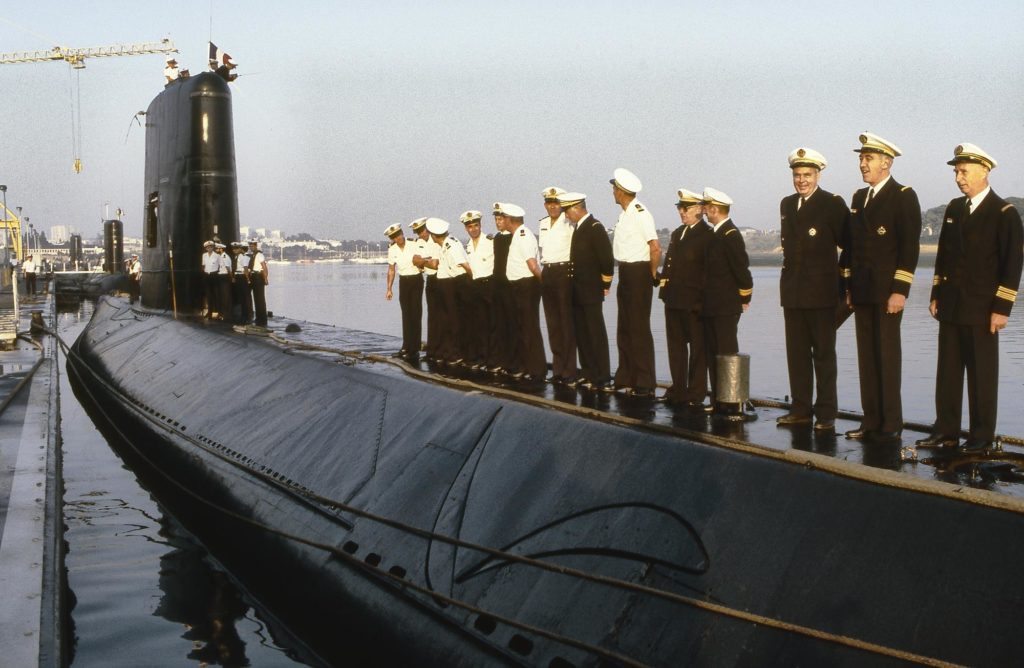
[612,199,657,262]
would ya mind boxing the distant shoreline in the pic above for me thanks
[750,247,937,267]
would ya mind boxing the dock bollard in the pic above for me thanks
[715,353,753,421]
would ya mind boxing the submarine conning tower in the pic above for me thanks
[141,71,240,311]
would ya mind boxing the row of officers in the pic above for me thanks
[200,239,270,327]
[384,133,1022,453]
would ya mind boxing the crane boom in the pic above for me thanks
[0,38,177,68]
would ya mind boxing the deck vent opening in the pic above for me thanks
[473,615,497,635]
[388,565,406,578]
[364,553,381,567]
[509,635,533,656]
[549,658,575,668]
[342,541,358,554]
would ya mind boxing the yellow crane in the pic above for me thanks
[0,38,178,173]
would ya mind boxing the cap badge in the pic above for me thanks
[808,227,817,237]
[797,148,806,158]
[878,226,887,236]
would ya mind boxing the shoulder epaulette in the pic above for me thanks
[901,186,912,192]
[724,228,736,236]
[486,233,494,240]
[1001,204,1014,213]
[518,229,526,236]
[538,216,546,222]
[634,203,645,212]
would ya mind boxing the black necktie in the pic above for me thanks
[798,197,805,211]
[965,199,973,216]
[865,188,875,206]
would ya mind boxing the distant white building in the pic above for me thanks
[240,226,250,239]
[50,225,74,243]
[270,229,283,240]
[255,227,267,238]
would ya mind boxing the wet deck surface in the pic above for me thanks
[232,316,1024,502]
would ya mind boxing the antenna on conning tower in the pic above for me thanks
[0,38,179,174]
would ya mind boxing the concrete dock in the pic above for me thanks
[0,286,65,667]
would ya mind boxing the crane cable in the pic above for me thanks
[67,64,83,173]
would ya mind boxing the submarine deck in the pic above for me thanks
[218,312,1024,507]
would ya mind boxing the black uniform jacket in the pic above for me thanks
[930,190,1023,325]
[780,188,849,309]
[659,221,712,311]
[841,178,921,305]
[703,219,753,317]
[569,214,614,305]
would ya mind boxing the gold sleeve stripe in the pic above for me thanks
[1001,204,1014,213]
[932,275,941,286]
[601,274,613,281]
[894,270,914,284]
[724,228,736,236]
[996,286,1018,301]
[840,268,851,278]
[659,279,668,288]
[738,288,753,297]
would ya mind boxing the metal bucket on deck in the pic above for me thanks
[715,353,750,404]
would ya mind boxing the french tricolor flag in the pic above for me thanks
[208,42,234,69]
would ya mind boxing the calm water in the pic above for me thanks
[61,262,1024,665]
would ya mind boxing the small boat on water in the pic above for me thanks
[68,70,1024,666]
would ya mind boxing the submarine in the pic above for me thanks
[68,70,1024,666]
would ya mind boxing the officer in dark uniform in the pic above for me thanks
[561,192,614,391]
[658,189,712,410]
[411,218,441,362]
[915,144,1023,452]
[840,133,921,444]
[775,148,850,431]
[701,187,753,413]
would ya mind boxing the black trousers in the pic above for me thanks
[204,273,219,314]
[783,307,838,420]
[510,276,546,377]
[465,277,492,365]
[704,313,740,403]
[233,274,252,324]
[251,275,268,326]
[853,304,903,433]
[129,277,141,305]
[425,275,440,357]
[574,301,610,384]
[217,274,232,318]
[934,321,999,441]
[437,275,471,362]
[25,272,37,296]
[665,306,706,403]
[490,280,516,370]
[614,261,656,390]
[398,274,423,355]
[542,264,577,379]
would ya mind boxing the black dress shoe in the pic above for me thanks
[844,427,870,440]
[914,434,959,448]
[871,430,902,444]
[777,412,812,426]
[959,438,992,453]
[813,420,835,431]
[627,387,654,398]
[599,381,616,393]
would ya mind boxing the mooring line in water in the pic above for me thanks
[55,326,969,668]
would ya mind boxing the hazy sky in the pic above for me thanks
[2,1,1022,241]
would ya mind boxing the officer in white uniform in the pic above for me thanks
[610,168,660,397]
[245,240,269,327]
[424,218,471,364]
[385,223,424,359]
[504,203,546,380]
[538,186,577,384]
[128,253,142,304]
[201,240,220,317]
[462,210,494,368]
[411,217,442,362]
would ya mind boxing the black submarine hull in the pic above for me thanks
[70,296,1024,667]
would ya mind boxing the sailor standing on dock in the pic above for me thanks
[538,186,577,384]
[385,223,423,361]
[246,240,269,328]
[658,189,712,410]
[775,148,849,431]
[504,203,547,380]
[701,187,753,415]
[610,168,660,398]
[461,210,493,369]
[22,254,37,297]
[916,144,1023,452]
[561,191,614,391]
[411,218,441,362]
[841,133,921,444]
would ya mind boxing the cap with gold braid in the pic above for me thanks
[788,147,828,170]
[702,187,733,207]
[946,143,997,170]
[383,223,402,238]
[492,202,505,215]
[854,132,902,158]
[459,210,482,224]
[676,188,704,205]
[542,186,567,201]
[556,192,586,207]
[409,217,428,231]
